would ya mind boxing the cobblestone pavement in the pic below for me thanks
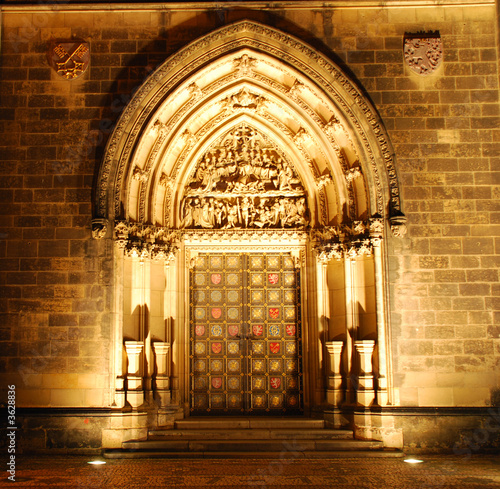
[3,455,500,488]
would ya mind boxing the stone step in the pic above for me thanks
[120,438,385,453]
[148,428,353,440]
[173,417,325,430]
[104,449,403,459]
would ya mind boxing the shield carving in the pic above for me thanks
[211,307,222,319]
[195,325,205,336]
[228,325,239,336]
[270,377,281,389]
[286,324,296,336]
[268,273,279,284]
[211,342,222,354]
[253,325,263,336]
[212,377,222,389]
[211,273,222,284]
[269,308,280,319]
[270,342,280,354]
[47,40,90,80]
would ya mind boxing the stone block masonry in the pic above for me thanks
[0,1,498,451]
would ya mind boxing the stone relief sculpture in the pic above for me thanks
[180,124,309,229]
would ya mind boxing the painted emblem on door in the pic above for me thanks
[228,325,239,336]
[286,324,296,336]
[211,307,222,319]
[270,342,280,354]
[269,308,279,319]
[268,273,279,284]
[211,342,222,354]
[270,377,281,389]
[211,273,222,284]
[195,325,205,336]
[212,377,222,389]
[253,325,263,336]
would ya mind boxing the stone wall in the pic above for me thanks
[0,1,498,449]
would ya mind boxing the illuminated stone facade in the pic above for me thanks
[0,1,499,453]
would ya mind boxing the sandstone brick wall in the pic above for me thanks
[0,3,498,409]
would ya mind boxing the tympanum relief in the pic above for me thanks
[180,124,309,230]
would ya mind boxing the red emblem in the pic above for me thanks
[228,325,239,336]
[253,325,263,336]
[270,377,281,389]
[195,325,205,336]
[212,377,222,389]
[286,325,296,336]
[211,307,222,319]
[268,273,279,284]
[211,342,222,354]
[270,342,280,354]
[269,308,280,319]
[211,273,222,284]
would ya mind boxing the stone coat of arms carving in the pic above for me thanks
[47,40,90,79]
[404,32,443,76]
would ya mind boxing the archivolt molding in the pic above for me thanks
[96,20,405,239]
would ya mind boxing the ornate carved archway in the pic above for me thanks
[94,21,405,417]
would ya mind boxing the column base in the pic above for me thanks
[126,390,144,408]
[356,390,375,407]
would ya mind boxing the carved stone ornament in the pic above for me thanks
[404,32,443,76]
[47,40,89,80]
[233,54,257,76]
[221,88,266,113]
[114,221,179,262]
[313,218,386,263]
[91,218,108,239]
[389,214,408,238]
[180,124,309,230]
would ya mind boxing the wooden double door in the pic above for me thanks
[189,252,303,414]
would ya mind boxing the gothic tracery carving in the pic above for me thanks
[180,124,309,230]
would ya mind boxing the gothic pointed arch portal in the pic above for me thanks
[95,21,406,418]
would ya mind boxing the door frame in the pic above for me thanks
[178,233,313,417]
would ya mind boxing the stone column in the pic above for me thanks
[354,340,375,407]
[124,341,144,408]
[153,342,171,407]
[325,341,344,407]
[372,238,390,406]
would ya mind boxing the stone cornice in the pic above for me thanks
[1,0,495,11]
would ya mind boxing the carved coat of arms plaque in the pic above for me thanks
[47,40,90,79]
[404,33,443,76]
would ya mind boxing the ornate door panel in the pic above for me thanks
[190,252,303,414]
